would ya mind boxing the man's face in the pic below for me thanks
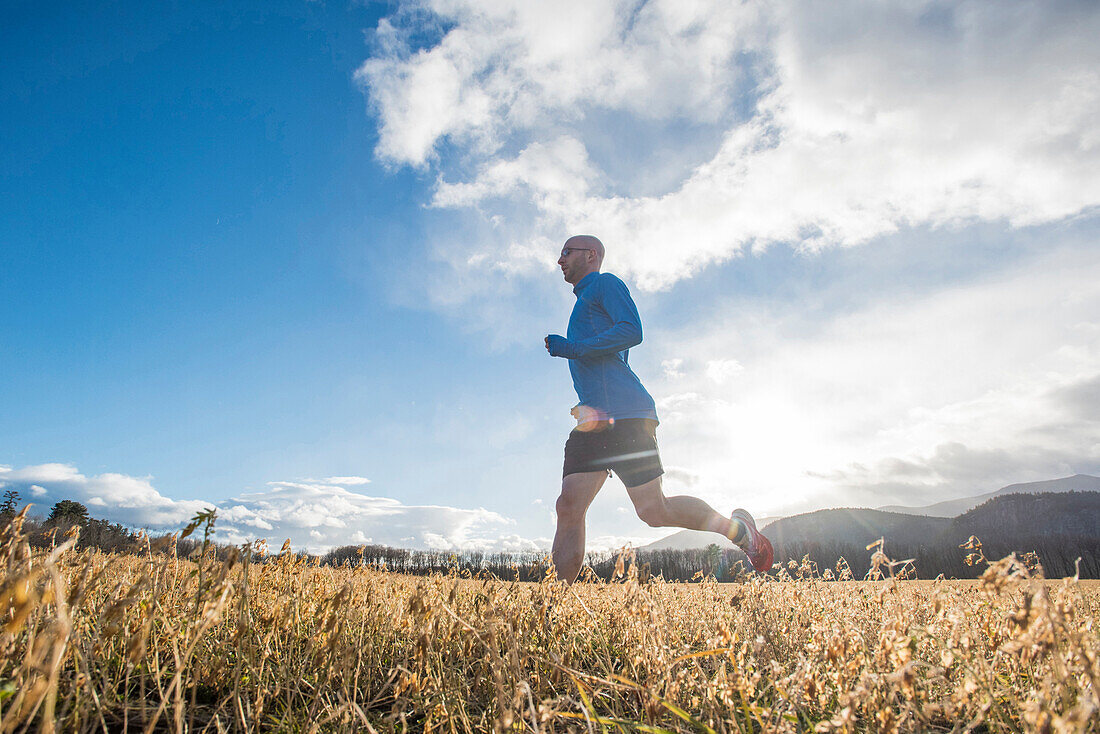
[557,245,592,284]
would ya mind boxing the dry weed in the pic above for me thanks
[1,510,1097,732]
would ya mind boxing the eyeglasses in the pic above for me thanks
[559,247,593,257]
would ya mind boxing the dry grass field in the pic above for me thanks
[2,511,1098,733]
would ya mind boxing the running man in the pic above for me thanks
[544,235,773,583]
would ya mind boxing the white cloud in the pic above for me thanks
[663,466,700,487]
[359,0,1100,291]
[641,244,1100,514]
[0,465,538,554]
[661,359,684,379]
[433,137,598,209]
[359,0,763,168]
[315,476,371,486]
[0,464,210,527]
[215,479,532,553]
[218,504,274,531]
[655,392,704,423]
[705,359,743,384]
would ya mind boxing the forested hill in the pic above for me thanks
[880,473,1100,517]
[764,492,1100,549]
[950,491,1100,540]
[762,508,950,550]
[936,492,1100,576]
[757,491,1100,579]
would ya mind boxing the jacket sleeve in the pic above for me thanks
[567,276,643,358]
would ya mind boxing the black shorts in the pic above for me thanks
[562,419,664,488]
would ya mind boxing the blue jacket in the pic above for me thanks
[548,272,658,422]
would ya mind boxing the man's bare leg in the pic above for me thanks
[552,470,608,584]
[625,476,745,542]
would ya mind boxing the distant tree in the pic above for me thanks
[704,543,722,577]
[48,500,90,526]
[1,489,20,518]
[79,517,141,553]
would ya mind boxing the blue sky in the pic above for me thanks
[3,0,1099,553]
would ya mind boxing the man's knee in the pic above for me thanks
[556,472,605,522]
[555,492,584,522]
[556,483,594,522]
[627,478,668,527]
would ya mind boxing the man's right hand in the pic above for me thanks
[545,334,574,358]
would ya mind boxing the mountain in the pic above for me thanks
[756,492,1100,578]
[940,491,1100,578]
[638,474,1100,562]
[948,491,1100,542]
[641,529,739,551]
[640,516,782,551]
[762,508,951,553]
[878,474,1100,518]
[760,493,1100,551]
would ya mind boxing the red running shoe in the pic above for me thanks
[731,508,773,573]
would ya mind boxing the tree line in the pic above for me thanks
[5,491,1095,580]
[1,493,211,558]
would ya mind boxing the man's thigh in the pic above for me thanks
[558,470,609,511]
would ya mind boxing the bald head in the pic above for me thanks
[564,235,604,266]
[557,234,606,285]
